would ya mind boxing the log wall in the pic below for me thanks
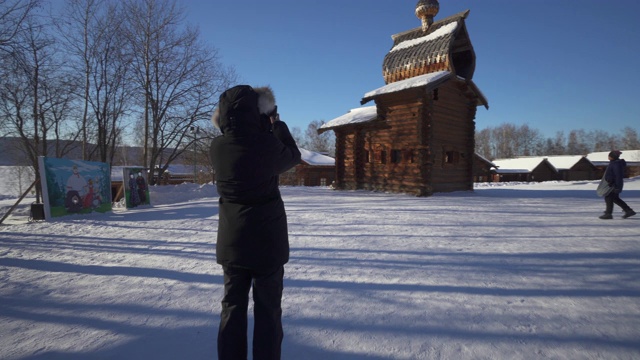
[429,81,477,193]
[332,80,479,196]
[473,156,493,183]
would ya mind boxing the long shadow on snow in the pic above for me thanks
[0,257,218,284]
[281,315,640,353]
[284,276,640,298]
[285,247,640,298]
[0,233,215,260]
[472,188,640,199]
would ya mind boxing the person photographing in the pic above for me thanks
[209,85,301,359]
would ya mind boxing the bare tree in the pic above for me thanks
[305,119,334,156]
[87,2,131,163]
[290,126,306,149]
[123,0,235,184]
[474,127,491,159]
[476,122,639,158]
[620,127,640,150]
[7,165,35,196]
[0,0,40,136]
[543,131,566,155]
[56,0,131,164]
[189,124,220,182]
[515,124,543,156]
[0,16,75,200]
[592,130,618,152]
[55,0,101,160]
[566,129,590,155]
[0,0,40,50]
[491,123,517,159]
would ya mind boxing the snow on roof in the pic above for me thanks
[492,157,553,174]
[458,75,489,109]
[587,150,640,164]
[389,22,459,53]
[111,164,202,182]
[491,151,640,174]
[299,148,335,166]
[543,155,586,170]
[362,70,451,101]
[474,153,496,167]
[111,166,143,181]
[320,106,378,130]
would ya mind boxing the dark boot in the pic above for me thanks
[623,210,636,219]
[599,213,613,220]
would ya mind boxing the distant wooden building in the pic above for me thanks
[319,1,487,196]
[545,156,598,181]
[491,158,558,182]
[473,153,496,182]
[587,150,640,178]
[279,148,335,187]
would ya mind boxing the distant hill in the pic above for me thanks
[0,137,153,166]
[0,137,32,166]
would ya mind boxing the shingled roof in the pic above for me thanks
[318,106,378,134]
[383,10,475,84]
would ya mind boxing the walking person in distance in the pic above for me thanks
[209,85,301,359]
[599,150,636,219]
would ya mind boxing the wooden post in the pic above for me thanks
[112,183,124,204]
[0,180,37,225]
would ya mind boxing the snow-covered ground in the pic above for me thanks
[1,167,639,359]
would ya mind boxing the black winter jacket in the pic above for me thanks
[210,86,301,270]
[604,158,626,192]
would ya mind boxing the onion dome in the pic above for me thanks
[415,0,439,31]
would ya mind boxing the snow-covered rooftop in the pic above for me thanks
[362,71,451,102]
[320,106,378,131]
[112,166,143,182]
[111,164,203,182]
[389,22,458,53]
[493,155,598,173]
[492,157,553,173]
[299,148,335,166]
[587,150,640,164]
[543,155,586,171]
[475,153,496,167]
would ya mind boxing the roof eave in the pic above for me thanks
[390,9,471,41]
[361,72,453,105]
[466,79,489,109]
[318,117,383,134]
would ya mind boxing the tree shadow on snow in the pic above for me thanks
[472,188,640,200]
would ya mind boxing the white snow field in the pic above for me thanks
[1,173,639,359]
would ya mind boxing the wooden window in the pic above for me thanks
[320,178,326,186]
[444,151,460,165]
[373,147,385,164]
[404,149,415,163]
[391,149,402,164]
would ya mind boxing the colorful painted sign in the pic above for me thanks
[38,157,112,219]
[122,167,150,208]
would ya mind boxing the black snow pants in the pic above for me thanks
[604,192,632,214]
[218,265,284,360]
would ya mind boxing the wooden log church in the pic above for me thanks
[319,0,488,196]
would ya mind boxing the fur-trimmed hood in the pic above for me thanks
[211,85,276,133]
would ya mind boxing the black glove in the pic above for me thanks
[269,106,280,123]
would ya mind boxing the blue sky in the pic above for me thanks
[185,0,640,137]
